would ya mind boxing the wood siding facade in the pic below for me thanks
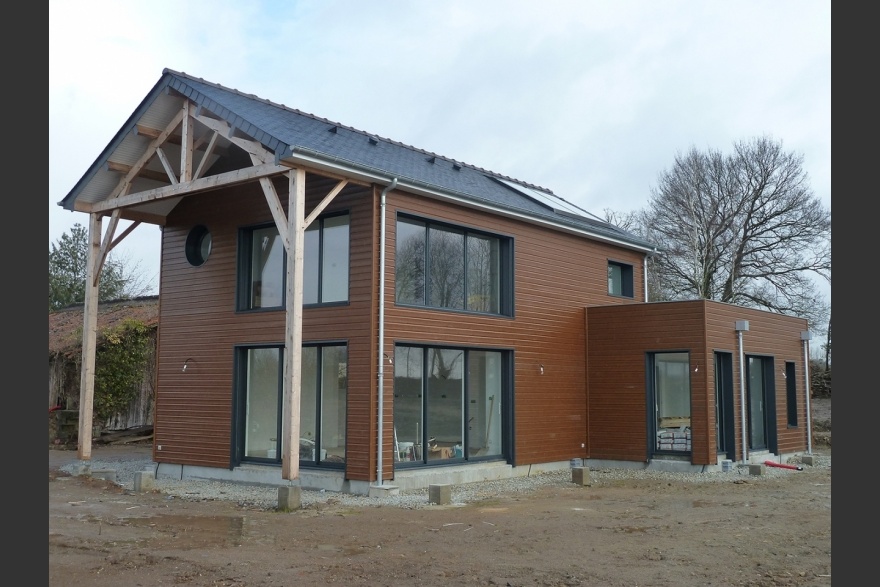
[154,177,649,482]
[383,192,644,472]
[586,300,810,465]
[155,176,378,479]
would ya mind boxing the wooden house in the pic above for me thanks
[58,69,813,494]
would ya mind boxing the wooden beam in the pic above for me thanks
[304,179,348,229]
[109,109,185,200]
[109,220,141,250]
[94,209,121,287]
[195,113,273,163]
[89,163,289,213]
[180,101,193,182]
[257,168,290,250]
[155,147,179,185]
[281,168,305,481]
[193,131,220,180]
[134,124,162,139]
[77,214,101,461]
[105,161,170,184]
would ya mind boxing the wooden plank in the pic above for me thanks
[89,163,289,213]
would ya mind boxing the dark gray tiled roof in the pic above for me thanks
[66,68,657,252]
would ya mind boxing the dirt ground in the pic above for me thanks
[49,398,831,587]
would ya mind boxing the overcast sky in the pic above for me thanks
[49,0,831,301]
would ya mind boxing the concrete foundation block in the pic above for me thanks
[571,467,591,486]
[90,469,117,482]
[428,484,453,505]
[277,485,302,511]
[133,471,155,492]
[800,454,817,466]
[368,484,400,498]
[748,463,766,476]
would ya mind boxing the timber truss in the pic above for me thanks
[74,95,358,481]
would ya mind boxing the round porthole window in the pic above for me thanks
[185,225,212,267]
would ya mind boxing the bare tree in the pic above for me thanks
[635,136,830,327]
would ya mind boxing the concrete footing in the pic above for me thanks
[428,484,452,505]
[801,454,818,466]
[90,469,117,482]
[571,467,591,486]
[748,463,766,476]
[133,471,155,492]
[277,485,302,511]
[368,484,400,498]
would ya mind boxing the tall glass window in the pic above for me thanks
[652,352,692,453]
[393,345,505,465]
[249,227,285,309]
[239,213,350,310]
[238,344,347,466]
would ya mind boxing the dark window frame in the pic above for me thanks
[231,341,348,469]
[785,361,798,427]
[395,213,514,316]
[607,259,634,298]
[236,211,351,312]
[393,343,513,469]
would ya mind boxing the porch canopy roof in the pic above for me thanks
[59,68,657,254]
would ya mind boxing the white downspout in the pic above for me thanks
[802,331,813,454]
[375,177,398,487]
[643,254,649,301]
[736,321,749,465]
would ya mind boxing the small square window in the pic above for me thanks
[608,261,634,298]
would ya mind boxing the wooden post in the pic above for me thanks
[77,214,102,460]
[281,168,305,481]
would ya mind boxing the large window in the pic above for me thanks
[393,345,507,466]
[608,260,634,298]
[395,216,511,315]
[238,213,350,310]
[236,343,348,466]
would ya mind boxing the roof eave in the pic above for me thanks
[280,146,658,255]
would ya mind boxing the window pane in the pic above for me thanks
[748,357,766,448]
[467,235,500,313]
[303,226,319,304]
[394,346,424,461]
[426,348,464,461]
[467,351,502,457]
[251,228,284,308]
[428,227,464,309]
[608,263,622,296]
[320,346,347,464]
[299,347,318,460]
[321,215,349,303]
[396,219,426,305]
[244,348,280,459]
[655,352,691,453]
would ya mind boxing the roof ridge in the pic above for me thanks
[163,68,556,194]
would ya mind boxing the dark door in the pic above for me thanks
[746,356,777,453]
[714,352,736,461]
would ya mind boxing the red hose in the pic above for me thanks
[764,460,803,471]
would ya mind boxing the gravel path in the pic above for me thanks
[60,451,831,511]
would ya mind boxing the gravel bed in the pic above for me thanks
[60,453,830,511]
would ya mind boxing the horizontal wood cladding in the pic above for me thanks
[155,178,377,478]
[703,301,810,459]
[384,191,646,466]
[587,301,809,465]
